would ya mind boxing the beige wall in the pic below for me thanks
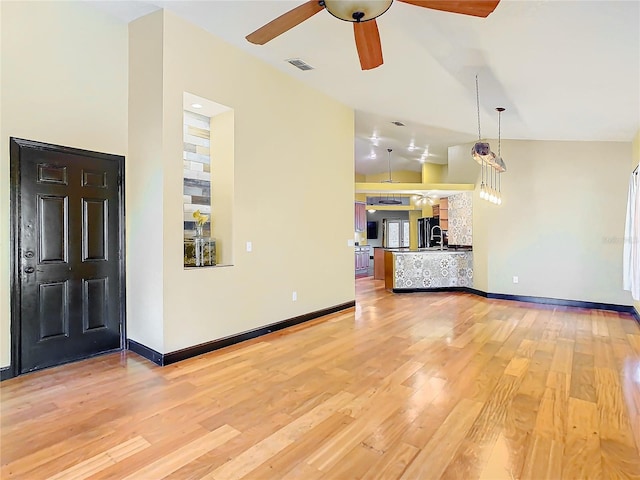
[421,163,444,183]
[1,4,354,367]
[131,11,355,353]
[0,1,128,367]
[365,170,421,183]
[127,11,165,352]
[449,140,634,306]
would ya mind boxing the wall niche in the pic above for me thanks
[183,92,234,267]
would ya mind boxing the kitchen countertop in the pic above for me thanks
[384,249,474,290]
[381,247,472,253]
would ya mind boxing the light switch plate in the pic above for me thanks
[347,239,355,247]
[246,241,252,252]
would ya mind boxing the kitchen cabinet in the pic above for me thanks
[355,246,370,274]
[355,202,366,232]
[386,250,473,290]
[440,197,449,231]
[374,247,385,280]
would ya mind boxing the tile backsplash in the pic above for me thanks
[183,110,211,237]
[447,192,473,246]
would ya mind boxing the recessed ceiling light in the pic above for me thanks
[191,103,203,109]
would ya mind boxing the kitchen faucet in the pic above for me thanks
[430,225,444,250]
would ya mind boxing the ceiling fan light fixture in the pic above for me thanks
[323,0,393,22]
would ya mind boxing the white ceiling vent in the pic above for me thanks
[286,58,314,71]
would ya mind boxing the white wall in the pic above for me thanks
[0,1,128,367]
[449,139,634,305]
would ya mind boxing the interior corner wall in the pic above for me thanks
[632,129,640,314]
[150,11,354,353]
[127,11,166,352]
[421,163,444,183]
[0,1,128,368]
[450,139,633,306]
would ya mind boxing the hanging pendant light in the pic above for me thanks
[471,75,497,167]
[379,148,401,204]
[495,107,507,204]
[494,107,507,173]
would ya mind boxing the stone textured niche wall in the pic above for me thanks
[183,110,211,237]
[448,192,473,246]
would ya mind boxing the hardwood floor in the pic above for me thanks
[2,278,640,479]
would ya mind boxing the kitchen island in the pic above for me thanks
[383,249,473,291]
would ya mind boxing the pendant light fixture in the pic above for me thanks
[471,75,496,168]
[493,107,506,205]
[379,148,401,204]
[472,73,507,206]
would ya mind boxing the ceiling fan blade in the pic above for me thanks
[246,1,324,45]
[396,0,499,18]
[354,20,383,71]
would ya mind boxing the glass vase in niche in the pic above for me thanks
[194,225,205,266]
[184,235,216,267]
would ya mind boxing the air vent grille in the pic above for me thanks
[286,58,314,71]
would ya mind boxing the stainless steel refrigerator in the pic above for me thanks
[418,217,440,248]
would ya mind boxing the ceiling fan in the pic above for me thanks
[246,0,500,70]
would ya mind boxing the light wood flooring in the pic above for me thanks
[2,278,640,479]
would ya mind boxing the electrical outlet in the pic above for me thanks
[513,276,519,284]
[292,291,297,301]
[246,241,252,252]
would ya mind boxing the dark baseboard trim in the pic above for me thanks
[393,287,488,297]
[393,287,635,315]
[127,339,164,366]
[485,292,636,314]
[163,301,355,365]
[1,366,14,381]
[128,300,356,367]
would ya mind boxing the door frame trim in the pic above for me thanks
[9,137,126,378]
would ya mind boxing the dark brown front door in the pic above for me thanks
[10,138,125,375]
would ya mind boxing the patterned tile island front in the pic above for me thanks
[391,250,473,290]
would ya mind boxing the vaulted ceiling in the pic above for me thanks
[91,0,640,175]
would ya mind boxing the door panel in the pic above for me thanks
[38,281,69,339]
[83,277,108,331]
[38,195,68,263]
[11,138,124,374]
[83,198,107,261]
